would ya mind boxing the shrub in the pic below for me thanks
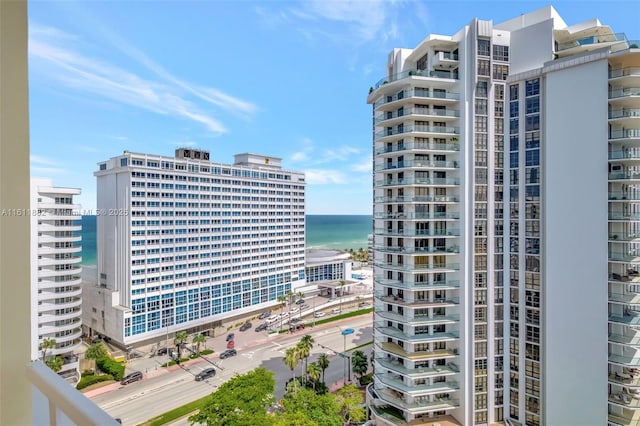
[76,374,113,390]
[200,349,214,355]
[358,372,373,386]
[96,356,125,381]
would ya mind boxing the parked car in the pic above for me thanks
[290,317,300,323]
[289,307,299,314]
[301,304,310,310]
[314,312,326,318]
[120,371,143,385]
[226,333,235,341]
[239,322,252,332]
[227,340,235,349]
[331,308,341,314]
[266,315,280,324]
[219,349,237,359]
[358,301,371,308]
[259,310,271,320]
[281,311,289,318]
[255,323,269,332]
[289,323,306,332]
[195,367,216,381]
[295,298,305,304]
[156,347,168,356]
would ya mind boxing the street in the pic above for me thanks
[90,314,373,425]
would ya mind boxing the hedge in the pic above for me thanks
[96,356,125,381]
[76,374,113,390]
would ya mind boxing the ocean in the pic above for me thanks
[80,214,372,266]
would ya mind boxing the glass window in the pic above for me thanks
[493,44,509,61]
[526,96,540,114]
[526,79,540,96]
[478,60,490,76]
[478,39,490,57]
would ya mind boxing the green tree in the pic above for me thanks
[189,368,275,426]
[272,410,317,426]
[281,387,342,426]
[317,353,330,384]
[335,383,366,424]
[84,342,109,372]
[351,350,369,380]
[39,337,56,360]
[277,295,287,331]
[297,334,314,381]
[192,333,206,356]
[284,346,299,384]
[306,362,321,392]
[174,331,188,359]
[45,355,64,373]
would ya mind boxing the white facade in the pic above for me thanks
[367,6,638,426]
[88,150,306,346]
[30,178,83,384]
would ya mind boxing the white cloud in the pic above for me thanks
[291,151,308,162]
[351,158,373,173]
[30,155,57,166]
[28,23,258,134]
[289,137,315,163]
[319,145,361,163]
[304,169,347,184]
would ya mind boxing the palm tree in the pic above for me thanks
[338,280,346,312]
[192,333,206,356]
[297,334,315,381]
[277,295,287,331]
[307,362,321,391]
[174,331,188,359]
[45,355,64,373]
[317,353,330,384]
[284,347,300,393]
[39,337,56,360]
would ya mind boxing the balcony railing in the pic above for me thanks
[610,109,640,119]
[375,195,459,203]
[376,160,459,171]
[374,228,460,237]
[374,277,460,289]
[375,125,459,139]
[375,177,460,187]
[610,67,640,79]
[375,142,460,155]
[374,212,460,220]
[374,261,460,271]
[373,89,460,107]
[610,129,640,140]
[609,151,640,160]
[557,32,627,51]
[26,360,120,425]
[373,69,459,90]
[375,108,459,123]
[610,88,640,99]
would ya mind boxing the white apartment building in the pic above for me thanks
[84,150,306,347]
[367,6,639,426]
[30,178,83,385]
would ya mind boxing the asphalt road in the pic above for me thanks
[91,314,373,425]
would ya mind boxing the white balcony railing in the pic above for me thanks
[26,361,120,425]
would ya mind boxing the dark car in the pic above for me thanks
[195,367,216,381]
[239,322,252,332]
[219,349,237,359]
[255,323,268,332]
[289,323,306,332]
[120,371,143,385]
[226,333,235,341]
[259,310,271,320]
[157,347,168,356]
[295,298,305,304]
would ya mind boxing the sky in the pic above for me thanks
[29,1,640,214]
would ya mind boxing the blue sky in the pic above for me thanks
[29,1,640,214]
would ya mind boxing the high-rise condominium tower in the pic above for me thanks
[86,150,306,347]
[30,178,83,384]
[367,6,639,426]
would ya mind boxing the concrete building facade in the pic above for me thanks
[84,150,306,347]
[367,6,639,426]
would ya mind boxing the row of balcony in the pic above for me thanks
[374,228,459,237]
[375,212,459,220]
[375,195,459,203]
[376,373,459,396]
[376,327,459,344]
[373,69,459,90]
[375,310,459,325]
[375,108,459,124]
[376,178,459,187]
[610,129,640,140]
[374,89,460,108]
[376,341,458,361]
[375,125,459,139]
[375,245,459,254]
[374,278,460,289]
[376,160,459,171]
[375,262,460,272]
[610,109,640,119]
[375,358,459,379]
[610,88,640,99]
[610,67,640,79]
[375,142,460,155]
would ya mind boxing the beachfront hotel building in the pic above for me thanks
[83,150,306,347]
[30,178,83,384]
[367,6,639,426]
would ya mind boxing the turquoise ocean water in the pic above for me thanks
[80,215,372,266]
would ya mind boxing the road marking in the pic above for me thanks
[241,351,255,359]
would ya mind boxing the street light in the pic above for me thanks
[341,328,355,385]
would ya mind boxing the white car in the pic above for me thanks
[289,307,299,314]
[281,311,289,318]
[331,308,342,314]
[314,312,326,318]
[266,315,280,324]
